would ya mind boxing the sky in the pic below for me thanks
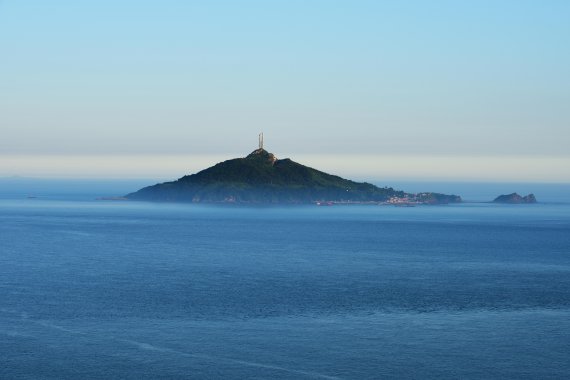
[1,0,569,181]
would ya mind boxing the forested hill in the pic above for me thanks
[126,149,460,204]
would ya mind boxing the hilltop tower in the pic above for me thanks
[250,132,276,164]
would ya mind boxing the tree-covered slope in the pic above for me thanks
[126,149,405,203]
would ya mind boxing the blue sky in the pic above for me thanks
[1,1,569,180]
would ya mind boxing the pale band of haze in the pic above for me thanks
[1,1,569,182]
[2,153,568,183]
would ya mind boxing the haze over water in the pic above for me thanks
[1,1,569,378]
[1,181,569,379]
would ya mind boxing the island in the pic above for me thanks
[493,193,537,204]
[126,144,462,205]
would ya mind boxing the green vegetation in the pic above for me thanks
[126,149,460,204]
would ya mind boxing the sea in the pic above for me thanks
[1,178,569,379]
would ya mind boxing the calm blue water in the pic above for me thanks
[1,180,570,379]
